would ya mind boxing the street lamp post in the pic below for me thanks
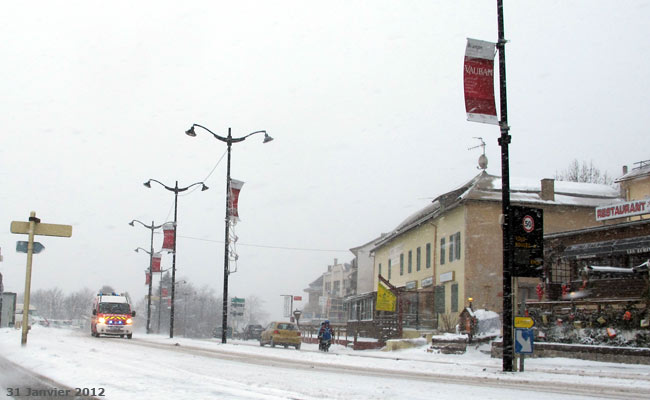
[131,220,167,334]
[156,267,171,334]
[144,179,208,338]
[185,124,273,343]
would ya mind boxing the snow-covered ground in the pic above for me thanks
[1,326,650,399]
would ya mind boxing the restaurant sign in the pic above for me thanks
[596,199,650,221]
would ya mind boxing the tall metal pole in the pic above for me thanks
[146,222,155,334]
[222,128,233,344]
[170,181,179,338]
[497,0,514,372]
[158,271,163,333]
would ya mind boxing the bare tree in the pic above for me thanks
[555,159,613,185]
[30,287,65,319]
[63,288,95,320]
[99,285,116,294]
[30,287,95,321]
[244,295,270,326]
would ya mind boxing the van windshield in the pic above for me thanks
[99,303,130,314]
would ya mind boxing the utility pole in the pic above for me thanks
[496,0,514,372]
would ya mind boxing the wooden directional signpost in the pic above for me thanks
[10,211,72,346]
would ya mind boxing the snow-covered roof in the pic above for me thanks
[615,161,650,183]
[373,172,623,251]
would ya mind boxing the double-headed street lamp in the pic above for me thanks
[143,179,208,338]
[130,219,169,334]
[185,124,273,343]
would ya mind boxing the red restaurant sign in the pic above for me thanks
[464,38,498,125]
[596,200,650,221]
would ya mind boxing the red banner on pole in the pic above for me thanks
[162,288,169,297]
[151,253,161,273]
[145,271,151,285]
[229,179,245,219]
[464,38,498,125]
[161,222,175,252]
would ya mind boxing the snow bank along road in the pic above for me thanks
[1,327,650,400]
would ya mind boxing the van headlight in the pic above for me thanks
[98,317,106,324]
[126,318,132,325]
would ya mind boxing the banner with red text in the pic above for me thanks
[464,38,498,125]
[162,222,175,251]
[229,179,245,219]
[151,253,162,273]
[145,271,151,285]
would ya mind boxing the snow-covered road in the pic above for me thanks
[1,327,649,399]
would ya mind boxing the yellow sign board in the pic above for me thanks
[514,316,535,328]
[376,282,396,312]
[11,221,72,237]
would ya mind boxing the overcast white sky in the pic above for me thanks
[1,1,649,321]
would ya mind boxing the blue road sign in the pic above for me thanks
[515,328,534,354]
[16,241,45,254]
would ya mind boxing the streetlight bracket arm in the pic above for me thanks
[190,124,229,143]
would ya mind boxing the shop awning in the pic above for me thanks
[562,235,650,260]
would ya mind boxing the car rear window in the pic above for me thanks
[277,323,296,330]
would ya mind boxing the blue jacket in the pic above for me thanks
[318,325,332,340]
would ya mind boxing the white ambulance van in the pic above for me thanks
[91,292,135,339]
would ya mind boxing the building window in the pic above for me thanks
[388,259,392,280]
[449,232,461,262]
[379,263,382,278]
[440,238,446,265]
[325,282,331,293]
[434,285,445,314]
[400,253,404,275]
[408,250,412,273]
[360,298,373,320]
[333,281,340,296]
[451,283,459,312]
[348,301,358,321]
[426,243,431,269]
[416,247,421,271]
[449,234,455,263]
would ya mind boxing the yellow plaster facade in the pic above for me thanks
[371,172,622,327]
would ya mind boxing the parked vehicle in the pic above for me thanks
[259,321,301,350]
[242,324,263,340]
[213,326,233,339]
[91,292,135,339]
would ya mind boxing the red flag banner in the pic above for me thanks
[151,253,162,273]
[162,288,169,297]
[145,271,151,285]
[162,222,175,252]
[229,179,245,219]
[464,38,498,125]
